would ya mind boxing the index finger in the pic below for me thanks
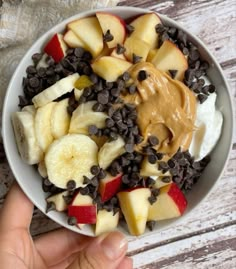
[0,181,34,231]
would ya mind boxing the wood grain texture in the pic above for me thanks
[0,0,235,268]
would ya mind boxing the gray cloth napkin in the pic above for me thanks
[0,0,119,135]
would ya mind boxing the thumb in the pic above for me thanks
[67,231,129,269]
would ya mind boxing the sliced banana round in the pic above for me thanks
[12,111,43,164]
[32,73,79,108]
[69,101,108,135]
[98,136,125,169]
[51,98,71,139]
[45,134,98,189]
[35,102,56,152]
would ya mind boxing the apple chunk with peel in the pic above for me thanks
[117,188,151,236]
[44,34,67,63]
[63,30,86,49]
[124,36,150,62]
[95,209,119,236]
[99,173,122,202]
[96,12,126,48]
[130,13,161,49]
[148,183,187,221]
[151,40,188,81]
[92,56,132,82]
[68,16,103,58]
[68,193,97,224]
[110,48,126,60]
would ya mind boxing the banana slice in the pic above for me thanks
[32,73,79,108]
[51,98,70,139]
[12,111,43,164]
[38,160,48,178]
[35,102,56,152]
[22,105,36,115]
[69,101,108,135]
[45,134,98,189]
[98,136,125,169]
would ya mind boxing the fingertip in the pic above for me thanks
[117,256,133,269]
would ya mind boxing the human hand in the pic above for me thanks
[0,182,133,269]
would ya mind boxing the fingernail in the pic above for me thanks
[101,232,127,260]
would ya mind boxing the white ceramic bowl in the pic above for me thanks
[2,7,234,237]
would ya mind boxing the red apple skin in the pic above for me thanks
[68,205,97,224]
[167,183,187,214]
[44,34,65,63]
[99,173,122,202]
[96,12,126,29]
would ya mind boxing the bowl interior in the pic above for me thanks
[2,6,234,237]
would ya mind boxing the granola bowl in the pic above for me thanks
[2,6,234,237]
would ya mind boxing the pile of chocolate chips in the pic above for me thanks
[155,23,216,103]
[19,47,93,108]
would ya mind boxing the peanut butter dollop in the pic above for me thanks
[125,62,197,157]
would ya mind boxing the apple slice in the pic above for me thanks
[68,192,97,224]
[148,183,187,221]
[92,56,132,82]
[95,209,119,236]
[93,43,112,62]
[68,16,103,58]
[96,12,126,48]
[44,33,68,63]
[99,173,122,202]
[46,191,69,212]
[117,187,151,236]
[140,157,171,177]
[151,40,188,81]
[130,13,161,49]
[124,36,150,62]
[63,30,87,49]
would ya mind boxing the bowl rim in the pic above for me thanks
[2,6,234,237]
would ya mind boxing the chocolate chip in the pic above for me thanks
[125,143,134,153]
[158,161,169,171]
[116,43,126,54]
[148,195,157,205]
[146,177,156,187]
[122,71,130,81]
[67,180,76,190]
[126,24,135,34]
[68,216,77,226]
[168,69,178,79]
[90,165,100,176]
[151,188,160,197]
[29,77,40,88]
[46,201,56,213]
[137,70,148,81]
[167,159,176,168]
[97,92,109,105]
[92,102,104,112]
[110,131,118,140]
[74,47,85,58]
[208,84,215,93]
[156,152,164,160]
[128,84,137,94]
[26,65,37,75]
[155,23,165,34]
[122,174,130,184]
[63,194,73,204]
[189,48,200,61]
[98,169,107,179]
[148,154,158,164]
[91,177,99,187]
[148,135,159,146]
[161,176,171,183]
[103,29,114,42]
[198,94,208,104]
[111,87,120,97]
[32,53,43,64]
[133,54,142,64]
[147,220,157,231]
[88,125,98,135]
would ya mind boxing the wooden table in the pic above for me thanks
[0,0,235,268]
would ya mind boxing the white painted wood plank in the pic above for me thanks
[131,224,236,269]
